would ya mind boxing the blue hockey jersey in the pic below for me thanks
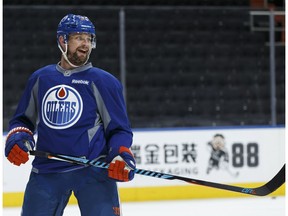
[9,63,133,173]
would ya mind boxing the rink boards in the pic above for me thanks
[3,126,285,206]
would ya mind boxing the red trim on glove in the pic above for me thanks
[6,127,33,141]
[119,146,133,156]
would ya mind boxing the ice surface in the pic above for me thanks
[2,196,285,216]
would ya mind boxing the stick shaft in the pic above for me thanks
[30,150,285,196]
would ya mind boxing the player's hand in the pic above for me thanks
[106,146,136,182]
[5,127,35,166]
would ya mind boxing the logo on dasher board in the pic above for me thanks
[42,85,83,129]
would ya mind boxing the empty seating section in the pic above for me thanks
[3,4,285,129]
[125,8,284,127]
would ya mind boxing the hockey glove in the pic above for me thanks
[106,146,136,182]
[5,127,35,166]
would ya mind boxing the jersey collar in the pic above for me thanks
[56,62,93,76]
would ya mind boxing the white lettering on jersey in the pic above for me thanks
[72,79,90,85]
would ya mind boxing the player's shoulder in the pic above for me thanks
[89,66,121,86]
[25,64,57,85]
[89,67,117,79]
[30,64,58,78]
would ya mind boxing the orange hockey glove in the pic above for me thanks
[106,146,136,182]
[5,127,35,166]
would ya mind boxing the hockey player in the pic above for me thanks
[5,14,135,216]
[206,134,229,174]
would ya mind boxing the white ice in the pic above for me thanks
[2,196,286,216]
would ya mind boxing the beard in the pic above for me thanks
[67,49,89,66]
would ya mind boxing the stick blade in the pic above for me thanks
[254,164,285,196]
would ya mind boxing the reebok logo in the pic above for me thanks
[72,79,90,85]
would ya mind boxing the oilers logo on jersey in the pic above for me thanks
[42,85,83,129]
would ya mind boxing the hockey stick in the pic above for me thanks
[30,150,285,196]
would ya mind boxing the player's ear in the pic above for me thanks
[58,36,66,49]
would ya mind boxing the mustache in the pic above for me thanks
[77,47,89,52]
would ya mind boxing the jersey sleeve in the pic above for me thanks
[8,74,39,133]
[91,76,133,151]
